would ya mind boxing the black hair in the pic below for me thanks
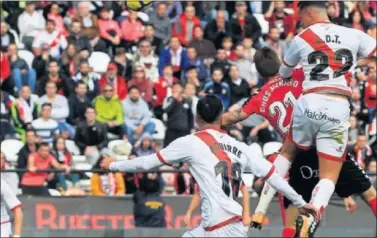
[254,47,281,79]
[128,85,140,93]
[212,68,224,75]
[186,66,197,72]
[41,102,52,109]
[46,19,56,25]
[49,59,59,65]
[75,80,86,87]
[196,95,224,124]
[25,129,36,135]
[144,23,154,29]
[298,1,327,10]
[86,106,95,113]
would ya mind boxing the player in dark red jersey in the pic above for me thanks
[222,47,377,237]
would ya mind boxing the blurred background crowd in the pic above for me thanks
[0,1,376,207]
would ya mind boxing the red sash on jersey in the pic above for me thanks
[50,32,62,48]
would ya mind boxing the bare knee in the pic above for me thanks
[318,158,343,183]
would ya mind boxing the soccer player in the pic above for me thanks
[1,178,23,237]
[101,95,315,237]
[222,48,377,237]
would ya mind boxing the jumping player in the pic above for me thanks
[222,48,377,237]
[101,95,315,237]
[1,178,23,237]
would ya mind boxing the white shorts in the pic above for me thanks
[0,222,12,238]
[182,221,247,237]
[288,93,350,161]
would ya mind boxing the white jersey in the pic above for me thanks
[281,21,377,97]
[1,178,21,224]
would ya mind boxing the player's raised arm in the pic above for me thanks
[221,107,251,126]
[279,36,301,79]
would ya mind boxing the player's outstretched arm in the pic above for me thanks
[222,108,250,126]
[102,154,164,172]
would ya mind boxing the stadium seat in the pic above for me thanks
[72,155,86,163]
[263,142,283,157]
[9,28,24,49]
[108,139,132,160]
[88,51,111,73]
[18,50,34,68]
[254,13,269,35]
[65,140,80,156]
[249,143,263,158]
[48,189,62,196]
[151,118,166,141]
[75,163,93,178]
[1,139,24,162]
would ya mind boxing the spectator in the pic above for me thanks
[211,48,231,77]
[91,156,125,196]
[72,60,100,101]
[131,136,156,157]
[68,81,92,126]
[99,62,128,101]
[230,44,258,86]
[67,20,92,53]
[204,10,232,49]
[222,36,236,61]
[0,52,12,94]
[98,7,121,53]
[201,68,231,110]
[166,1,183,24]
[172,6,201,46]
[163,83,194,146]
[51,136,80,192]
[348,9,366,31]
[128,65,154,104]
[327,3,344,26]
[32,19,68,59]
[21,142,70,196]
[348,115,359,147]
[264,26,288,60]
[227,65,250,105]
[242,37,256,63]
[17,2,46,50]
[185,66,201,88]
[148,2,172,44]
[364,60,377,117]
[31,102,59,144]
[231,1,262,45]
[11,86,39,142]
[47,2,66,35]
[264,1,295,41]
[122,86,156,145]
[132,40,159,82]
[153,65,178,119]
[1,152,19,193]
[184,83,199,120]
[0,21,15,51]
[93,83,124,137]
[0,90,14,140]
[120,10,144,52]
[74,107,109,165]
[37,59,73,98]
[158,37,189,79]
[17,129,38,180]
[139,24,163,56]
[32,43,53,79]
[7,43,37,93]
[186,47,208,83]
[60,43,80,78]
[113,47,133,80]
[187,25,217,61]
[353,134,374,169]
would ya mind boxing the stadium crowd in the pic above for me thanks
[0,1,376,201]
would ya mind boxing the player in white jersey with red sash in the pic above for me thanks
[1,178,23,238]
[101,95,316,237]
[254,1,377,237]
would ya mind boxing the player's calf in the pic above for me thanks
[361,186,377,216]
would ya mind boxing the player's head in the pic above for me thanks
[254,47,281,81]
[196,95,224,127]
[298,1,328,28]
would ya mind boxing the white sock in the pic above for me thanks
[309,179,335,216]
[255,154,291,214]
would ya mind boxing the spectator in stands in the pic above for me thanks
[31,102,59,144]
[0,90,14,140]
[91,156,125,196]
[172,6,201,46]
[17,129,38,180]
[230,44,258,86]
[163,83,194,146]
[364,60,377,117]
[348,115,359,147]
[7,43,37,93]
[128,65,154,104]
[32,43,53,79]
[242,37,256,63]
[353,134,374,169]
[120,10,144,52]
[166,1,183,24]
[93,83,124,137]
[113,47,133,80]
[132,40,159,82]
[98,7,121,53]
[186,47,208,83]
[139,24,163,56]
[1,152,19,193]
[75,107,109,165]
[72,60,100,101]
[187,25,217,61]
[0,52,13,94]
[60,43,80,78]
[0,21,15,51]
[21,142,70,196]
[17,1,46,50]
[222,36,236,61]
[264,1,295,41]
[99,62,127,101]
[32,19,68,59]
[184,83,199,121]
[122,86,155,145]
[204,10,232,49]
[131,136,156,157]
[185,67,200,89]
[68,81,92,126]
[211,48,231,77]
[67,20,93,53]
[11,86,39,142]
[264,26,287,60]
[51,136,79,192]
[231,1,262,45]
[47,2,66,35]
[149,2,172,44]
[348,9,366,31]
[201,68,231,110]
[227,65,250,105]
[158,36,189,78]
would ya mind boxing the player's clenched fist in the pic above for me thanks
[100,156,116,170]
